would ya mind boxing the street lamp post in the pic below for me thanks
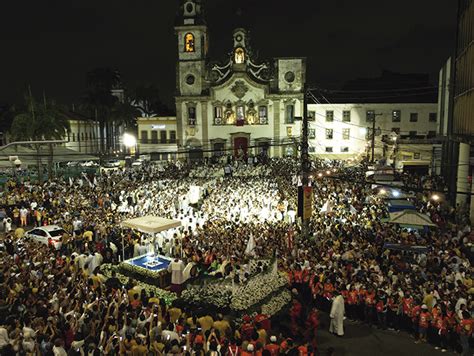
[123,133,137,156]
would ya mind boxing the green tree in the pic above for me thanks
[10,95,70,182]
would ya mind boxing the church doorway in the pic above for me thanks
[233,136,248,158]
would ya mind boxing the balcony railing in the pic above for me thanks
[211,117,269,126]
[139,139,178,145]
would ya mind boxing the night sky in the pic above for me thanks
[0,0,457,108]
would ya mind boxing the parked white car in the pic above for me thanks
[25,225,65,250]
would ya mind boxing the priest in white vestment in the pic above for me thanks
[167,257,185,294]
[329,291,345,336]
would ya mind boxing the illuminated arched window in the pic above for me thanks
[184,33,195,52]
[234,47,245,64]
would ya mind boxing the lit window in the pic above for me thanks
[326,111,334,122]
[366,110,375,122]
[214,106,222,125]
[342,110,351,122]
[392,110,401,122]
[325,129,333,140]
[236,106,245,126]
[286,105,295,124]
[234,47,245,64]
[188,107,196,126]
[184,33,195,52]
[258,106,268,124]
[342,128,350,140]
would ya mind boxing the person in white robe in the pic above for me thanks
[168,257,185,293]
[329,291,345,336]
[182,260,195,282]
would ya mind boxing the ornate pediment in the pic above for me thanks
[231,80,249,99]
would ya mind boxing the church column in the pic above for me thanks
[176,100,184,159]
[273,100,281,157]
[201,101,209,156]
[456,142,470,206]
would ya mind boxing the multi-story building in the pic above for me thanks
[440,0,474,215]
[137,116,178,160]
[308,103,439,173]
[174,0,305,159]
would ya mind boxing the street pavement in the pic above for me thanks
[316,314,462,356]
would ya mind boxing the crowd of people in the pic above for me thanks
[0,156,472,355]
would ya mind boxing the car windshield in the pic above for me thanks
[49,229,65,237]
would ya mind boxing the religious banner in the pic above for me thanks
[303,186,312,220]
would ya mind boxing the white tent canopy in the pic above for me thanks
[122,216,181,234]
[388,210,436,227]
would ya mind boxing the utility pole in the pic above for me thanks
[371,113,383,163]
[301,84,311,238]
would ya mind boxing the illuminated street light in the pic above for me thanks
[317,173,323,178]
[360,127,368,135]
[392,190,400,198]
[326,170,331,175]
[431,194,440,201]
[123,133,137,148]
[380,188,387,195]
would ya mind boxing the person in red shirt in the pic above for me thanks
[305,308,319,348]
[458,311,473,356]
[254,312,271,332]
[297,342,309,356]
[401,294,413,333]
[346,286,358,321]
[433,308,448,352]
[290,299,302,337]
[375,290,387,330]
[417,305,431,343]
[241,315,255,341]
[411,300,421,340]
[264,336,280,356]
[364,287,376,326]
[387,294,401,331]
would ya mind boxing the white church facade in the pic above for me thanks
[174,0,306,159]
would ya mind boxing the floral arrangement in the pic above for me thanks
[230,271,287,311]
[181,284,233,309]
[136,281,177,305]
[261,289,292,316]
[120,261,168,280]
[99,263,176,305]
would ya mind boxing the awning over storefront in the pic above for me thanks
[122,216,182,234]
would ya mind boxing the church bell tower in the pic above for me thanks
[175,0,208,97]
